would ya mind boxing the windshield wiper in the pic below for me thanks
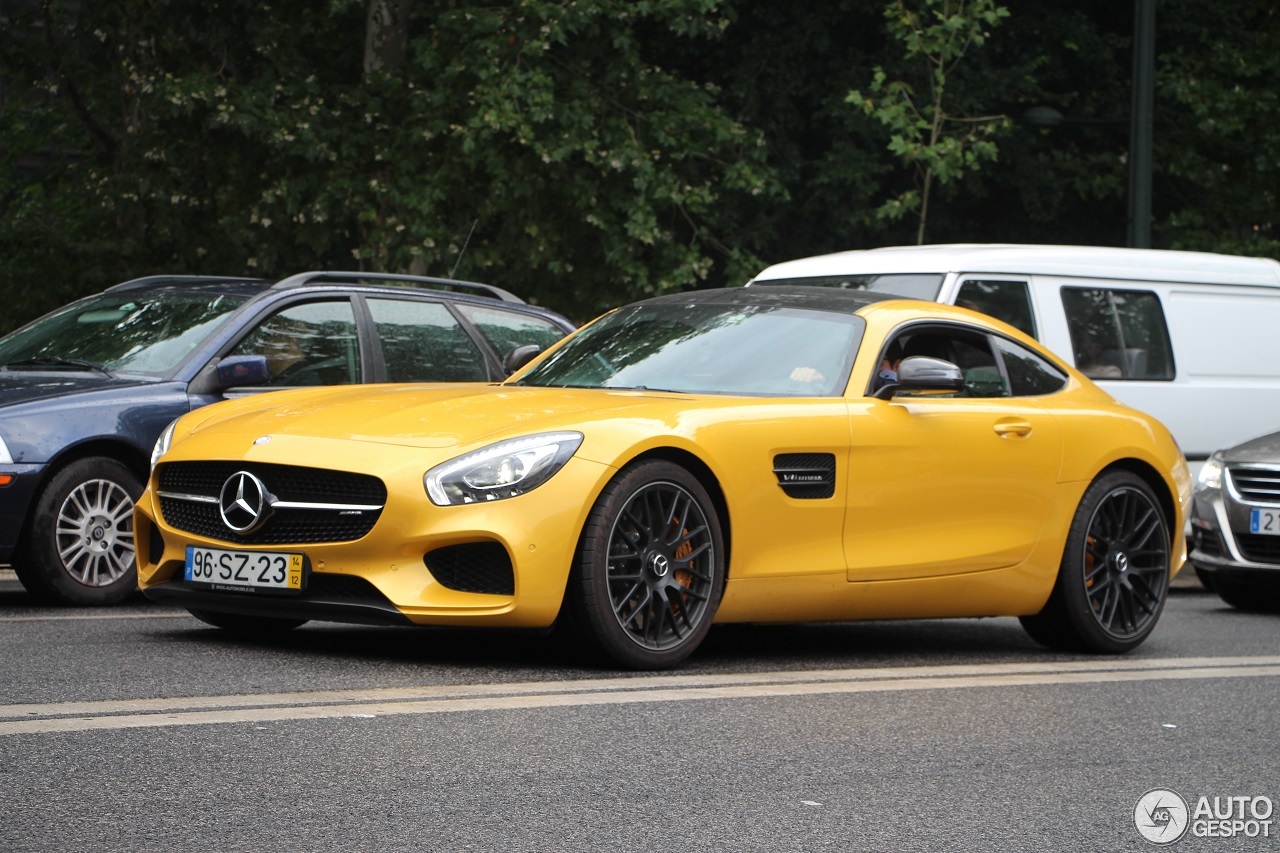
[3,357,112,376]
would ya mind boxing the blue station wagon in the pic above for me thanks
[0,271,575,605]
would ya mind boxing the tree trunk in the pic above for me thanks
[364,0,413,77]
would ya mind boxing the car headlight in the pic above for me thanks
[0,434,12,465]
[424,432,583,506]
[1196,452,1224,492]
[150,419,179,471]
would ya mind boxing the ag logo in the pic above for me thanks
[1135,788,1190,844]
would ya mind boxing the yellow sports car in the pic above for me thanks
[136,286,1190,668]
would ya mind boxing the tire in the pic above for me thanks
[15,457,143,606]
[1212,578,1280,613]
[566,460,725,669]
[1020,470,1170,653]
[187,608,309,632]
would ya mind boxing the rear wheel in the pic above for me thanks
[566,460,725,669]
[15,457,143,606]
[187,608,309,632]
[1020,470,1170,653]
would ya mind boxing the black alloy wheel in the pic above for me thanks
[1021,470,1170,653]
[568,460,725,669]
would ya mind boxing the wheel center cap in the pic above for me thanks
[648,552,671,578]
[1111,551,1130,573]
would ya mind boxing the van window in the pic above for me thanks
[1061,287,1174,381]
[955,279,1036,338]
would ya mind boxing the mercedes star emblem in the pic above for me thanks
[219,470,272,534]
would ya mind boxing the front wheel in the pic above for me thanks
[15,457,143,606]
[1020,470,1170,653]
[566,460,725,669]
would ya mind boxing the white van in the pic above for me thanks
[749,243,1280,462]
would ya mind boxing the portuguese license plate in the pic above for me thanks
[184,546,304,590]
[1250,508,1280,535]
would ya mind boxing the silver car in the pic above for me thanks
[1190,431,1280,610]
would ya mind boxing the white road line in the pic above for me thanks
[2,656,1277,736]
[0,612,192,622]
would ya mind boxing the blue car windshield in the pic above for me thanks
[0,291,250,377]
[518,302,865,396]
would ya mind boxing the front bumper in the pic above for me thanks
[1189,484,1280,581]
[0,464,45,563]
[134,446,611,628]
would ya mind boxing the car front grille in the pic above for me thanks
[1229,466,1280,505]
[157,461,386,545]
[1234,533,1280,565]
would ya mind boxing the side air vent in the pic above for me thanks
[773,453,836,499]
[424,542,515,595]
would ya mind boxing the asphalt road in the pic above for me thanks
[2,568,1278,852]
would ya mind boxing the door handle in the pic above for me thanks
[993,419,1033,438]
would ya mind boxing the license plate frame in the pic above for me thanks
[184,546,306,591]
[1249,508,1280,536]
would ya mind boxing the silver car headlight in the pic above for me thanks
[0,434,12,465]
[1196,452,1224,493]
[424,432,583,506]
[150,419,179,471]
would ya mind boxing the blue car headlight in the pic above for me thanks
[424,432,583,506]
[150,419,179,471]
[0,434,12,465]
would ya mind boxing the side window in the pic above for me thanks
[1061,287,1174,380]
[955,279,1037,338]
[888,326,1009,398]
[230,300,360,387]
[455,304,568,358]
[992,337,1067,396]
[368,298,487,382]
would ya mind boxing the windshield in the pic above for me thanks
[518,301,865,396]
[0,290,250,377]
[754,273,943,300]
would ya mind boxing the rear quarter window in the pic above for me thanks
[992,337,1067,396]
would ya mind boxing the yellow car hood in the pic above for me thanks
[187,383,682,449]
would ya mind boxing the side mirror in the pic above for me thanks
[503,344,542,375]
[875,355,965,399]
[215,354,271,389]
[896,356,965,392]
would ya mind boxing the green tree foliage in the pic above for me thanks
[847,0,1011,245]
[0,0,776,324]
[3,0,1280,332]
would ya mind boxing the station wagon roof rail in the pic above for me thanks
[105,275,268,293]
[752,244,1280,289]
[270,271,524,303]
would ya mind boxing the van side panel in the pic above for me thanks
[1166,290,1280,378]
